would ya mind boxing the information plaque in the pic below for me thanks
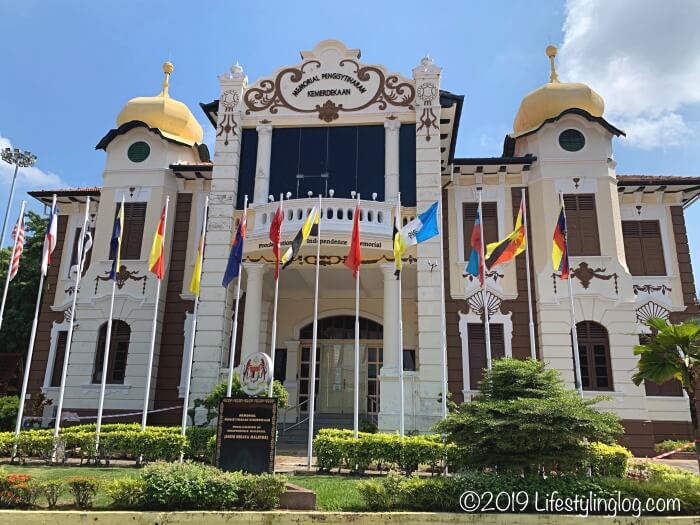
[215,397,277,473]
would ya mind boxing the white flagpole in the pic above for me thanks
[95,195,125,455]
[397,193,405,438]
[14,195,55,451]
[227,195,247,397]
[559,192,583,398]
[521,188,537,360]
[353,193,360,438]
[307,194,322,469]
[269,193,284,398]
[478,190,492,368]
[54,197,91,443]
[438,191,448,420]
[0,200,26,332]
[141,196,170,430]
[180,195,209,459]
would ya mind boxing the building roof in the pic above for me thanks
[617,175,700,208]
[29,187,101,206]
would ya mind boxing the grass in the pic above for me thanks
[290,473,366,511]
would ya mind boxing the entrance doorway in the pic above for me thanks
[298,316,383,415]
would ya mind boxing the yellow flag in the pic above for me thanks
[189,235,204,296]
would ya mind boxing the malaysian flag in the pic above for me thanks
[9,213,26,281]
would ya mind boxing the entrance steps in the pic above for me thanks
[278,413,354,444]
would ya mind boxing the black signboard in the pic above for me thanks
[215,397,277,474]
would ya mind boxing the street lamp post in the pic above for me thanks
[1,148,37,252]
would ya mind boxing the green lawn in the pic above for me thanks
[290,473,366,511]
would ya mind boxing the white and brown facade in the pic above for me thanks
[24,40,700,454]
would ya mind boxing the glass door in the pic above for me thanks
[320,342,355,414]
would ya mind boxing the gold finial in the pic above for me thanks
[546,45,559,83]
[162,61,174,96]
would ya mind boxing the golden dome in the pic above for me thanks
[512,45,605,136]
[116,62,203,145]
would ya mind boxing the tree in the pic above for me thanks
[632,317,700,468]
[0,211,48,355]
[434,358,622,474]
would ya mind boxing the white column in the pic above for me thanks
[384,118,401,201]
[378,263,400,431]
[412,56,444,430]
[190,63,247,401]
[240,262,266,362]
[253,123,273,204]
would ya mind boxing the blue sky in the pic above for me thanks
[1,0,699,283]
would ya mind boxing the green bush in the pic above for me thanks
[435,358,623,474]
[36,479,64,509]
[356,467,699,514]
[314,429,449,474]
[140,461,286,510]
[65,476,99,509]
[186,426,216,460]
[586,442,631,477]
[655,440,695,454]
[105,478,146,508]
[237,473,288,510]
[358,418,378,434]
[15,430,54,462]
[0,397,19,432]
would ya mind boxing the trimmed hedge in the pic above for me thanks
[0,424,216,464]
[358,465,700,514]
[314,429,631,476]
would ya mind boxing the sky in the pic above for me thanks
[1,0,699,283]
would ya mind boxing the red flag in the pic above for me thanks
[269,202,284,280]
[9,215,26,281]
[345,204,361,278]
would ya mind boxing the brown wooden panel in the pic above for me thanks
[669,206,699,322]
[564,194,600,256]
[28,216,69,400]
[151,194,194,425]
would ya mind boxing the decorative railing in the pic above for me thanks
[246,198,410,238]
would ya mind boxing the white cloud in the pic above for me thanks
[0,134,63,190]
[558,0,700,149]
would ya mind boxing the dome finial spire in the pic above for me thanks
[161,61,174,96]
[546,45,559,83]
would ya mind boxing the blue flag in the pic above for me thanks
[222,212,247,288]
[398,201,440,247]
[464,208,484,284]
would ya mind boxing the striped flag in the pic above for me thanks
[552,202,570,279]
[9,214,25,281]
[485,197,526,270]
[41,204,59,277]
[222,208,247,287]
[281,206,320,269]
[464,208,484,285]
[149,206,167,279]
[109,202,125,281]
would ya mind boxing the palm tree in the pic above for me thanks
[632,317,700,468]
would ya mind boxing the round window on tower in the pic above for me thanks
[127,141,151,163]
[558,129,585,152]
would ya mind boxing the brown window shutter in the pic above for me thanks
[463,202,498,258]
[50,331,68,387]
[622,220,666,276]
[564,194,600,256]
[111,203,147,261]
[93,320,131,385]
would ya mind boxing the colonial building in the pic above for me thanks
[25,40,700,454]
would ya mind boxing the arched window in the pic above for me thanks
[576,321,613,391]
[92,320,131,384]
